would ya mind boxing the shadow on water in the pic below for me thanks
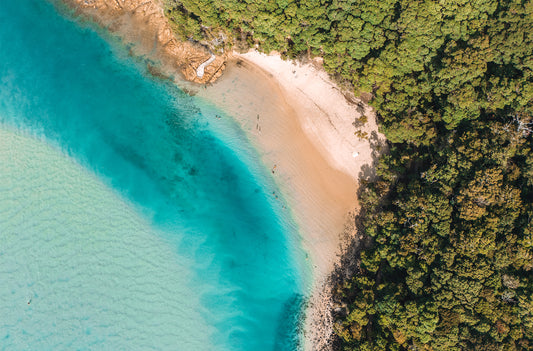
[274,293,307,351]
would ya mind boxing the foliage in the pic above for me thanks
[336,120,533,350]
[162,0,533,349]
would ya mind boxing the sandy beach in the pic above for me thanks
[193,56,380,280]
[58,0,384,349]
[191,55,383,349]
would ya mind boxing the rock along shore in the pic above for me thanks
[61,0,227,84]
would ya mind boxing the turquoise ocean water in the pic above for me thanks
[0,1,309,350]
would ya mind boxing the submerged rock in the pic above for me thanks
[62,0,226,84]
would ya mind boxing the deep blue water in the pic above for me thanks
[0,0,308,349]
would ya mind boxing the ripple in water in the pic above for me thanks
[0,0,309,350]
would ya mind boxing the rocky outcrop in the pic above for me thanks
[62,0,226,84]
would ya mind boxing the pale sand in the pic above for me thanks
[235,52,381,183]
[190,55,384,349]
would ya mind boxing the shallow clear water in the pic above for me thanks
[0,1,309,350]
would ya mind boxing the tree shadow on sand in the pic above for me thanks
[319,129,387,350]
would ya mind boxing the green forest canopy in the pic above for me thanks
[164,0,532,349]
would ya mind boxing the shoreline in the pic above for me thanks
[59,0,227,84]
[192,56,369,280]
[191,55,382,350]
[57,1,385,349]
